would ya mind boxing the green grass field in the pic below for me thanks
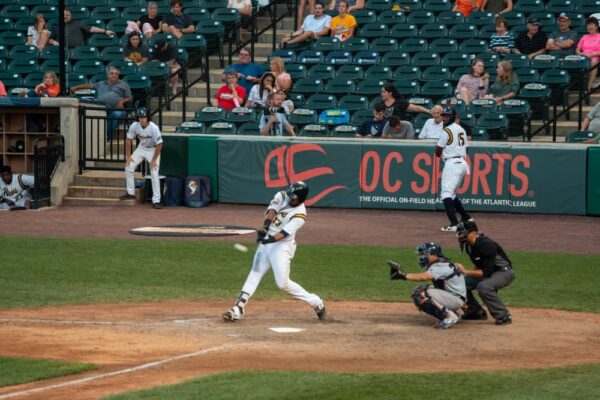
[0,357,93,387]
[1,236,599,397]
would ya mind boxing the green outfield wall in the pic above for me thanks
[163,135,599,216]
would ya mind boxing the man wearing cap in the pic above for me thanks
[546,13,578,58]
[514,17,547,58]
[120,107,164,209]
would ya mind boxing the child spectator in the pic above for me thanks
[356,102,387,138]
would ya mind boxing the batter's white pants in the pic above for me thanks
[125,145,161,204]
[440,158,469,200]
[241,240,322,309]
[427,288,465,312]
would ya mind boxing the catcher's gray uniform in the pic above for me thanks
[422,261,467,313]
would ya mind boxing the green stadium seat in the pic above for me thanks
[421,66,451,82]
[0,58,6,72]
[498,99,531,138]
[195,106,226,123]
[337,64,364,80]
[540,68,570,119]
[139,61,170,78]
[389,23,418,40]
[448,23,477,40]
[9,45,39,61]
[299,124,329,137]
[477,112,509,140]
[459,39,488,54]
[442,52,469,68]
[359,23,389,39]
[470,127,490,141]
[0,18,13,32]
[436,11,465,26]
[112,0,141,9]
[66,74,89,87]
[108,60,138,76]
[313,37,341,52]
[287,93,305,108]
[288,108,318,126]
[439,97,467,116]
[0,5,28,19]
[338,94,370,111]
[120,6,147,21]
[207,121,236,135]
[186,7,212,23]
[23,71,43,88]
[501,11,525,27]
[365,0,393,11]
[514,0,543,13]
[451,66,471,83]
[409,96,434,111]
[565,131,596,143]
[296,50,324,65]
[87,34,119,48]
[399,38,428,54]
[558,55,590,93]
[197,0,229,11]
[123,74,151,106]
[0,31,26,46]
[364,65,393,81]
[177,34,207,68]
[465,11,495,27]
[81,18,105,31]
[325,51,353,66]
[394,65,421,81]
[353,9,377,25]
[412,51,441,67]
[381,51,411,67]
[546,0,577,13]
[72,60,105,76]
[396,0,422,11]
[13,17,35,32]
[331,124,359,137]
[424,0,452,12]
[530,54,559,70]
[69,46,101,61]
[429,38,459,54]
[477,25,496,40]
[227,107,257,125]
[79,0,109,8]
[67,7,89,21]
[475,52,500,68]
[196,20,224,66]
[101,46,125,62]
[370,37,399,53]
[394,79,420,97]
[419,24,448,40]
[406,10,435,26]
[353,51,380,66]
[7,59,40,76]
[355,78,386,97]
[351,109,374,125]
[106,19,129,34]
[211,8,241,40]
[418,81,453,102]
[305,93,338,111]
[515,68,541,85]
[340,37,369,52]
[287,63,308,80]
[504,54,529,69]
[90,6,121,22]
[270,49,296,63]
[412,112,431,130]
[236,122,261,135]
[378,10,405,26]
[0,72,22,88]
[291,77,324,94]
[466,98,497,116]
[528,12,556,29]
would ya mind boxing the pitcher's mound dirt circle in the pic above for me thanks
[0,301,599,400]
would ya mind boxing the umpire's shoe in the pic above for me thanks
[461,308,488,320]
[222,306,244,322]
[495,313,512,325]
[314,301,327,320]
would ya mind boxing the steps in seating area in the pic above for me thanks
[62,171,143,207]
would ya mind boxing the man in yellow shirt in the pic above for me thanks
[330,1,357,42]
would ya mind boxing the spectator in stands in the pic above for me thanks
[69,67,133,139]
[25,71,60,98]
[259,92,295,136]
[297,0,316,28]
[246,72,275,108]
[0,81,6,97]
[123,32,150,66]
[26,14,50,50]
[152,39,181,96]
[330,1,357,42]
[328,0,364,13]
[212,70,246,110]
[356,102,387,138]
[282,2,331,48]
[278,89,295,114]
[453,0,483,17]
[546,13,578,59]
[269,56,292,91]
[488,17,514,55]
[161,0,195,40]
[514,17,547,59]
[48,9,115,48]
[485,60,519,104]
[455,59,489,104]
[222,47,264,96]
[228,0,252,17]
[481,0,512,17]
[418,105,445,140]
[576,17,600,92]
[382,116,415,139]
[581,99,600,136]
[126,1,163,39]
[380,82,431,119]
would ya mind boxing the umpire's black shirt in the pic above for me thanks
[466,234,512,278]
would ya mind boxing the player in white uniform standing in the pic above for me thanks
[223,181,327,321]
[120,107,164,209]
[0,165,35,210]
[435,107,472,232]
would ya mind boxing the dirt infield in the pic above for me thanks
[1,205,599,399]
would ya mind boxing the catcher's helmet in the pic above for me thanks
[417,242,443,268]
[136,107,149,118]
[286,181,309,205]
[441,107,456,127]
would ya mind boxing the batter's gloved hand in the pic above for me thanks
[256,228,267,243]
[387,260,407,280]
[260,236,276,245]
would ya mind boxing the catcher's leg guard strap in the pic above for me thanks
[412,288,447,321]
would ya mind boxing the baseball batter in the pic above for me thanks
[223,181,327,321]
[435,107,472,232]
[0,165,34,210]
[120,107,163,209]
[387,242,466,329]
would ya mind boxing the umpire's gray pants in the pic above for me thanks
[427,288,465,312]
[466,269,515,319]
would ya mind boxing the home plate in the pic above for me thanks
[269,327,306,333]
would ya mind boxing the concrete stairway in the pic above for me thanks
[62,170,143,207]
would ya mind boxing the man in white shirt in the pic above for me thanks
[419,105,445,140]
[260,93,296,136]
[281,2,331,47]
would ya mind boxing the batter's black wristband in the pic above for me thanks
[263,218,272,229]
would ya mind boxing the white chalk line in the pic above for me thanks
[0,317,216,326]
[0,344,234,399]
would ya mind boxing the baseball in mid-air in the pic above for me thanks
[233,243,248,253]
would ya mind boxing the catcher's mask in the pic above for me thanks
[456,220,478,252]
[441,106,456,127]
[417,242,442,268]
[287,181,309,205]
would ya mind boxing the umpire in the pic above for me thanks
[455,221,515,325]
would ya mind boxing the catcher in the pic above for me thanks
[387,242,466,329]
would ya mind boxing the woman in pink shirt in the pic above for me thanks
[576,17,600,91]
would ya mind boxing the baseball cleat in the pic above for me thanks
[441,224,458,232]
[314,301,327,320]
[437,310,459,329]
[495,314,512,325]
[222,306,244,322]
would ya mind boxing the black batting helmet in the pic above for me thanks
[441,106,456,127]
[136,107,149,118]
[416,242,443,268]
[286,181,309,205]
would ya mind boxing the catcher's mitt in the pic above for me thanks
[387,260,407,280]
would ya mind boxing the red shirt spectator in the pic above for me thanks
[212,71,247,110]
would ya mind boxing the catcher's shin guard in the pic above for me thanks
[411,287,447,321]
